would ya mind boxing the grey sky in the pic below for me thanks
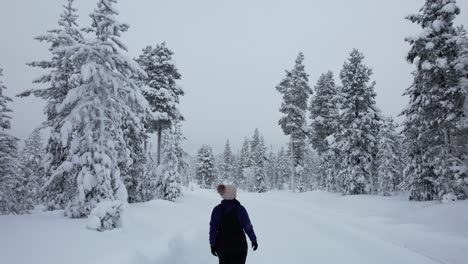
[0,0,467,155]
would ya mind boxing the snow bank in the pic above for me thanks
[1,190,467,264]
[87,200,126,231]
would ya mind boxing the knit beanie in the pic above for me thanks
[217,184,237,200]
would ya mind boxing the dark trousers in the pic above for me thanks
[218,253,247,264]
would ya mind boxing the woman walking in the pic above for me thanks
[209,184,258,264]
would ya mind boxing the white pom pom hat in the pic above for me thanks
[217,184,237,200]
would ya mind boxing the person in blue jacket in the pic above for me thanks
[210,184,258,264]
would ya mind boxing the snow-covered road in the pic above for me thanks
[1,190,467,264]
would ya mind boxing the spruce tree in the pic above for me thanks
[302,146,320,191]
[237,137,251,189]
[376,118,404,196]
[309,71,341,190]
[250,129,267,193]
[232,153,243,187]
[219,139,235,184]
[136,42,184,166]
[403,0,467,201]
[276,147,291,190]
[196,145,215,188]
[256,136,268,192]
[66,0,149,217]
[276,52,312,191]
[337,49,380,195]
[18,128,46,204]
[172,122,189,187]
[141,155,160,201]
[309,71,340,154]
[158,129,182,201]
[455,27,468,197]
[265,147,278,190]
[0,68,31,214]
[121,121,148,203]
[18,0,83,210]
[23,0,148,218]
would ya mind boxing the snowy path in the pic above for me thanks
[1,190,467,264]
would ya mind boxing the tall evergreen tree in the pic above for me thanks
[276,52,313,191]
[67,0,148,217]
[276,147,291,190]
[219,139,235,184]
[336,49,380,195]
[309,71,340,154]
[250,129,267,193]
[237,137,251,189]
[302,146,320,191]
[403,0,467,201]
[376,118,404,196]
[172,122,189,187]
[232,153,242,187]
[255,136,268,193]
[196,145,215,188]
[22,0,148,218]
[18,128,46,204]
[121,120,148,203]
[309,71,341,190]
[18,0,83,210]
[323,136,342,192]
[136,42,184,166]
[455,27,468,197]
[0,68,31,214]
[157,129,182,201]
[265,147,278,190]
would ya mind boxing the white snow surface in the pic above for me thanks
[441,3,458,14]
[1,189,467,264]
[432,20,444,32]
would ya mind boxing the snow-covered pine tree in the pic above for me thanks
[119,76,149,203]
[31,0,148,218]
[302,146,320,191]
[309,71,340,154]
[136,42,184,166]
[276,52,312,191]
[276,147,291,190]
[0,68,32,214]
[236,137,251,189]
[376,117,404,196]
[454,26,468,198]
[232,153,242,187]
[18,128,46,205]
[141,155,160,201]
[265,146,278,190]
[403,0,467,201]
[219,139,235,184]
[250,129,267,193]
[196,145,215,188]
[337,49,380,195]
[172,122,189,187]
[309,71,341,190]
[121,119,148,203]
[323,136,342,192]
[18,0,83,210]
[157,129,182,201]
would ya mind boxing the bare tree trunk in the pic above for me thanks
[157,126,162,166]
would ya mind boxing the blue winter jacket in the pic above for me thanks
[209,199,257,246]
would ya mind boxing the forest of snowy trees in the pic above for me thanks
[195,0,468,200]
[0,0,187,230]
[0,0,467,230]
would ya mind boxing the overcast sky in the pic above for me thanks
[0,0,467,155]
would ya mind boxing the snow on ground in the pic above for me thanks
[1,190,467,264]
